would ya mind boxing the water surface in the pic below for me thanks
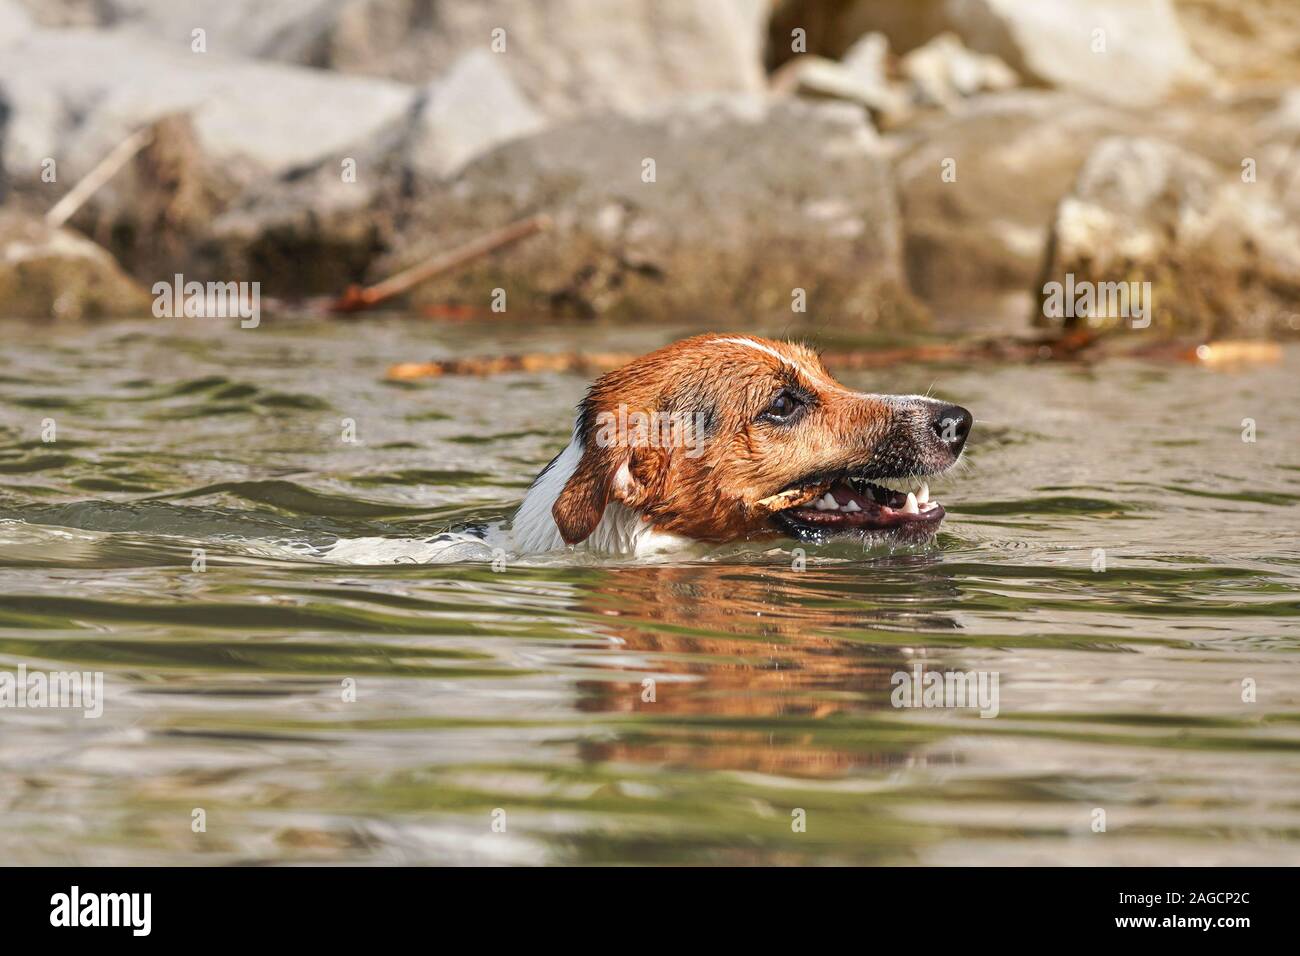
[1,318,1297,865]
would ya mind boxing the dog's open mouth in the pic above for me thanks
[758,476,945,540]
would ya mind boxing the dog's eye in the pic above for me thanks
[760,389,803,423]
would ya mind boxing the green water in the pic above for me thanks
[1,317,1297,865]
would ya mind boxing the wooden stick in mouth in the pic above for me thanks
[753,484,829,514]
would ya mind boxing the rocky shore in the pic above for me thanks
[1,0,1297,337]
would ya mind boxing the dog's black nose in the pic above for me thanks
[932,404,972,453]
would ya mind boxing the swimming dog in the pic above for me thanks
[511,334,971,556]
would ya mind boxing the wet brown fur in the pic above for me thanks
[553,335,903,545]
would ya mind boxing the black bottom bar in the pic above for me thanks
[0,866,1274,941]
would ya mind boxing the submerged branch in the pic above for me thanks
[385,332,1282,381]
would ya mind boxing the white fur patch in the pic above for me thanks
[510,428,693,556]
[510,431,584,554]
[716,336,799,368]
[715,335,861,399]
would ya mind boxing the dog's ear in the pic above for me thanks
[552,442,618,545]
[553,442,669,545]
[611,445,669,511]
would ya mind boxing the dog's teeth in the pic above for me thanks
[917,482,929,505]
[902,492,919,515]
[815,492,839,511]
[843,500,860,512]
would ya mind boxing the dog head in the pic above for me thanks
[547,334,971,547]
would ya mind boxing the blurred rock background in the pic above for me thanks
[1,0,1297,336]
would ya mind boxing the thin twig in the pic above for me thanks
[329,214,552,314]
[46,127,154,228]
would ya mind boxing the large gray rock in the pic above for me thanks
[403,49,546,180]
[1038,137,1300,337]
[381,95,920,326]
[891,91,1141,301]
[0,26,418,291]
[945,0,1212,106]
[28,0,768,121]
[0,212,150,319]
[0,0,33,36]
[323,0,767,116]
[199,49,547,296]
[888,88,1267,304]
[0,27,415,185]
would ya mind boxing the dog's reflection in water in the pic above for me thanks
[565,560,964,777]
